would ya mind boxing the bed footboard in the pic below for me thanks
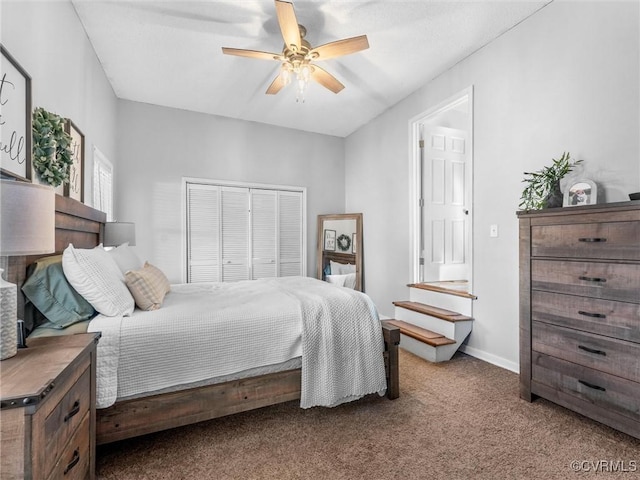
[381,320,401,399]
[96,323,401,444]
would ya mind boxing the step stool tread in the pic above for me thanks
[386,320,456,347]
[393,301,474,322]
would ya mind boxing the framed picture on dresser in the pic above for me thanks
[64,119,84,202]
[564,179,597,207]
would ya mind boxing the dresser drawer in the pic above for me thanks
[47,411,90,480]
[532,352,640,424]
[532,321,640,383]
[44,367,91,478]
[532,260,640,303]
[531,221,640,260]
[532,291,640,343]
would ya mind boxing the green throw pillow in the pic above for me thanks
[22,255,96,329]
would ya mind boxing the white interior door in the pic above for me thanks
[422,125,470,282]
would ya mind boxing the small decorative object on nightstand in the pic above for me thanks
[0,333,99,479]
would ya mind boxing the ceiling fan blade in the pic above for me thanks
[222,47,282,61]
[275,0,301,51]
[310,35,369,61]
[266,74,286,95]
[311,65,344,94]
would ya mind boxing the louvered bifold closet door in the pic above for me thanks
[221,186,250,281]
[186,183,221,282]
[251,189,277,279]
[279,191,303,276]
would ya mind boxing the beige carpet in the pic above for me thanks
[96,350,639,479]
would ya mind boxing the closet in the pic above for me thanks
[185,181,304,283]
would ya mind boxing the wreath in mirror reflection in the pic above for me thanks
[337,234,351,252]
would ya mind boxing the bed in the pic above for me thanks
[14,195,400,445]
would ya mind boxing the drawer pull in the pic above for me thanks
[578,310,606,319]
[64,400,80,422]
[578,345,607,356]
[578,275,607,283]
[578,237,607,243]
[63,450,80,475]
[578,380,606,392]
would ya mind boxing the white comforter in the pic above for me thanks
[88,276,386,409]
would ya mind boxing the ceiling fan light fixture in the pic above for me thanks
[222,0,369,100]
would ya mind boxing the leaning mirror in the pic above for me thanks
[316,213,363,291]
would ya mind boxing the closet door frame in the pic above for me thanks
[183,177,307,283]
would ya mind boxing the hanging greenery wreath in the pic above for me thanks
[32,107,73,187]
[337,233,351,252]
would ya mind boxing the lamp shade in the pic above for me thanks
[0,180,55,255]
[104,222,136,247]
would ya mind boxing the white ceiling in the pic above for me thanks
[72,0,551,137]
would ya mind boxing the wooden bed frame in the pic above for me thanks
[12,195,400,445]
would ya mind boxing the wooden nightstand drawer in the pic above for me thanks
[531,221,640,260]
[532,291,640,343]
[47,411,91,480]
[533,321,640,382]
[532,259,640,303]
[44,367,91,478]
[532,352,640,424]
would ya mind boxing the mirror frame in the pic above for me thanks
[316,213,363,291]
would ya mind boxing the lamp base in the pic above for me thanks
[0,271,17,360]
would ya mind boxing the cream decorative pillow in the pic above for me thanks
[125,262,171,311]
[62,244,135,317]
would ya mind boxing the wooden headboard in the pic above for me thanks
[4,194,106,319]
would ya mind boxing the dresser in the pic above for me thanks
[0,333,99,479]
[518,201,640,439]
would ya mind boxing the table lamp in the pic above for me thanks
[103,221,136,247]
[0,180,55,360]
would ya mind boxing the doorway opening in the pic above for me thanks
[409,87,474,294]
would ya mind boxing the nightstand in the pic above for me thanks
[0,333,99,479]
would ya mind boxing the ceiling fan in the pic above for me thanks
[222,0,369,101]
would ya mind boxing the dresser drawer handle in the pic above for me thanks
[578,380,606,392]
[578,276,607,283]
[64,400,80,422]
[578,237,607,243]
[578,310,606,319]
[63,449,80,475]
[578,345,607,356]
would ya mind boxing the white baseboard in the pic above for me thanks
[458,344,519,373]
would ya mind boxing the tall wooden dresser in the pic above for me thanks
[518,201,640,439]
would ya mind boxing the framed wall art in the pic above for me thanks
[324,229,336,251]
[64,119,84,202]
[564,179,597,207]
[0,45,32,181]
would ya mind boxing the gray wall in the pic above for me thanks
[1,0,118,196]
[345,0,640,370]
[115,100,345,282]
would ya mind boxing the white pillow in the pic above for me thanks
[62,244,135,317]
[326,273,357,289]
[330,260,356,275]
[325,274,347,287]
[343,272,357,289]
[108,242,142,274]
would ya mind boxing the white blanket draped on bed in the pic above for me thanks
[88,276,386,409]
